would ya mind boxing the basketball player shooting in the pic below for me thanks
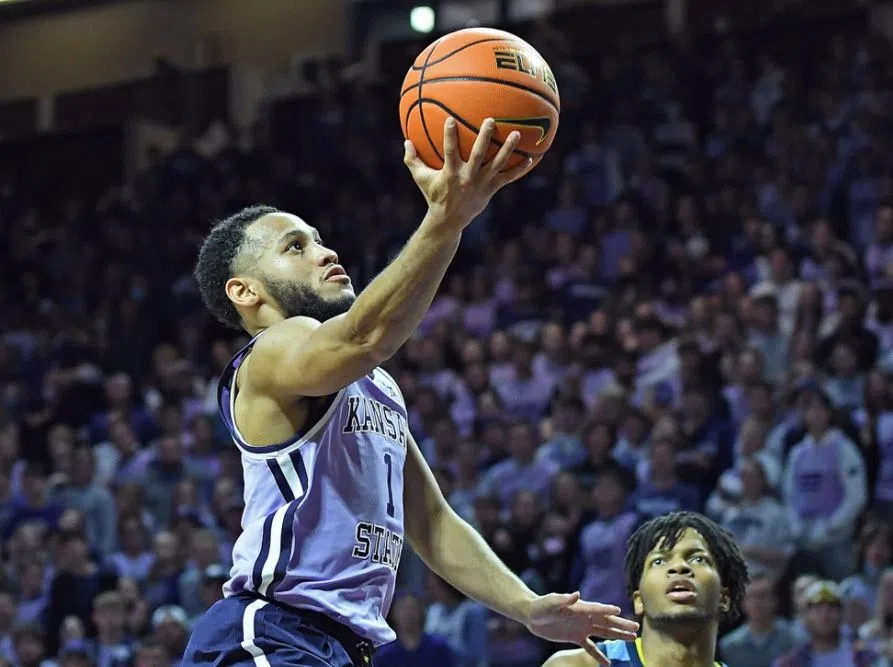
[184,118,639,667]
[543,512,749,667]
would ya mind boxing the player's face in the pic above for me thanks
[633,528,729,625]
[243,213,356,321]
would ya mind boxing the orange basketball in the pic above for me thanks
[399,27,560,171]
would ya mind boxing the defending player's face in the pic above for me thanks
[632,528,729,624]
[246,212,356,320]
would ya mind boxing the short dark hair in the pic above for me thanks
[624,511,749,623]
[194,205,280,329]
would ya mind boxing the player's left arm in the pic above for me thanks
[402,432,638,664]
[403,432,537,622]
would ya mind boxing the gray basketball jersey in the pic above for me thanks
[218,338,407,646]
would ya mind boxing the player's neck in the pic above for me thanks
[246,303,287,334]
[640,620,719,667]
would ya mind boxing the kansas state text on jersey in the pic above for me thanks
[597,640,727,666]
[217,338,407,646]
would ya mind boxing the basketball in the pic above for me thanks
[399,27,560,171]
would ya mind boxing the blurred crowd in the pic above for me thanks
[2,8,893,667]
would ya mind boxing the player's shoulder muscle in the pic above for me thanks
[542,648,595,667]
[239,317,319,393]
[249,317,319,359]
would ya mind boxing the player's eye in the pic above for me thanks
[651,557,664,566]
[692,555,708,564]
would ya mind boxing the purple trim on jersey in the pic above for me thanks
[291,452,309,494]
[252,513,276,590]
[269,500,302,597]
[216,337,302,455]
[266,452,309,502]
[267,460,294,500]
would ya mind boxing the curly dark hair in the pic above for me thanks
[194,205,280,329]
[624,511,749,623]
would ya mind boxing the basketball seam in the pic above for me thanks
[418,37,444,164]
[401,97,548,159]
[400,76,560,114]
[411,37,513,70]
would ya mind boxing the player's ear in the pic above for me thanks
[632,590,644,617]
[225,276,260,309]
[719,587,731,615]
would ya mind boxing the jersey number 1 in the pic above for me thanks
[384,453,395,517]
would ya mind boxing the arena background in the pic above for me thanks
[1,0,892,665]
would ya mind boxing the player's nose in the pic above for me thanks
[318,245,339,266]
[666,559,692,575]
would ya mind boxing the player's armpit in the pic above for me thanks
[242,315,390,398]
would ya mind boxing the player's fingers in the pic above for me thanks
[403,140,419,168]
[465,118,495,174]
[581,637,610,666]
[577,601,625,617]
[442,118,460,172]
[491,157,534,189]
[403,140,429,181]
[589,612,639,641]
[601,614,639,633]
[488,130,521,175]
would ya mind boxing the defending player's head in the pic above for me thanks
[625,512,748,633]
[194,205,356,331]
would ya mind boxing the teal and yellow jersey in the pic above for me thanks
[596,639,727,667]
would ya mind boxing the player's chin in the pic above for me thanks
[651,606,714,623]
[323,281,355,296]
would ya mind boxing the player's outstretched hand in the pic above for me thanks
[403,116,534,228]
[525,592,639,666]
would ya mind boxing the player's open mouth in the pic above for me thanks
[324,265,350,283]
[665,579,697,603]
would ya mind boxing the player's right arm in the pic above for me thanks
[247,118,534,398]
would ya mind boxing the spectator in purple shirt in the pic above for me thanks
[94,418,152,488]
[87,374,157,445]
[5,462,63,541]
[573,465,639,615]
[627,438,700,520]
[479,422,559,506]
[538,396,586,468]
[533,322,573,387]
[494,339,558,423]
[416,339,477,437]
[462,267,498,338]
[106,516,154,584]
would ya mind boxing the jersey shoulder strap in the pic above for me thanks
[631,639,725,666]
